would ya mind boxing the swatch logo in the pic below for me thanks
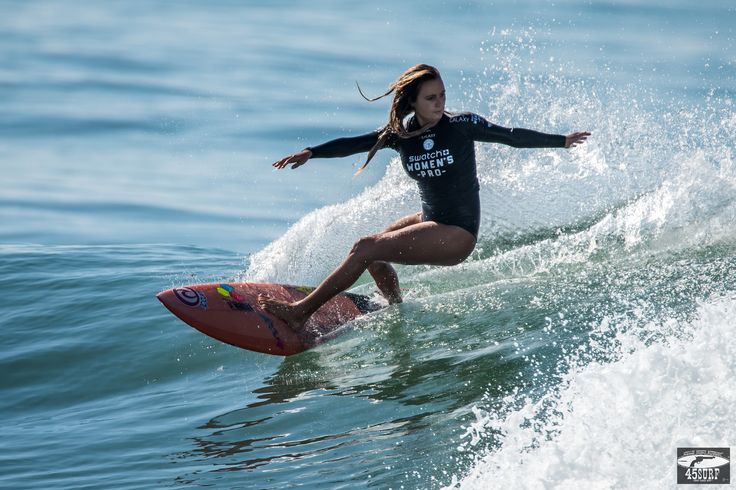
[677,448,730,484]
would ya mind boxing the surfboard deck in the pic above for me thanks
[157,282,383,356]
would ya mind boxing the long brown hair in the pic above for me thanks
[355,64,442,175]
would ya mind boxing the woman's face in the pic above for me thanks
[412,78,446,126]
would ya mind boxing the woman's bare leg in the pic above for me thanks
[259,220,476,331]
[366,261,402,304]
[367,212,422,304]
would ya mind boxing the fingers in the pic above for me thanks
[567,131,591,148]
[272,157,287,169]
[272,154,298,169]
[272,150,310,169]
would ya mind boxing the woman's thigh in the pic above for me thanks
[360,221,476,267]
[381,211,423,233]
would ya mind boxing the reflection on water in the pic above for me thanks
[174,303,559,487]
[170,244,736,487]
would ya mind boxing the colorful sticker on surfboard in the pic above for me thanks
[216,283,247,302]
[216,284,284,350]
[290,285,316,295]
[217,284,253,311]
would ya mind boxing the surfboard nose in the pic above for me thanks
[156,288,178,313]
[156,288,172,304]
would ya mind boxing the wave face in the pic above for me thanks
[452,296,736,489]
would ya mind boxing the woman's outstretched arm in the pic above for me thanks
[459,112,590,149]
[273,131,381,169]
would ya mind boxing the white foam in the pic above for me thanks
[242,159,418,284]
[450,296,736,489]
[409,145,736,295]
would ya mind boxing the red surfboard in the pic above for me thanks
[156,282,382,356]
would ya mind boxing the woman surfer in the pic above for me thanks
[259,64,590,331]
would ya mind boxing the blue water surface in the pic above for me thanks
[1,1,735,488]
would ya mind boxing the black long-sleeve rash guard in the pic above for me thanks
[307,112,566,238]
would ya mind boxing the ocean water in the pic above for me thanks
[2,1,735,488]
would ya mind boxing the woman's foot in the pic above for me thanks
[257,294,308,332]
[384,289,403,305]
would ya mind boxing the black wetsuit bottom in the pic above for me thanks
[421,192,481,240]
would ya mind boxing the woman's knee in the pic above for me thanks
[438,238,475,266]
[349,235,380,263]
[443,251,471,266]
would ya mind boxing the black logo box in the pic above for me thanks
[677,447,730,485]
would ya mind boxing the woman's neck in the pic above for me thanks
[414,113,443,130]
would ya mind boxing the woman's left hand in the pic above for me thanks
[565,132,591,148]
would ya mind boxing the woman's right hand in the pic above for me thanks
[273,149,312,169]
